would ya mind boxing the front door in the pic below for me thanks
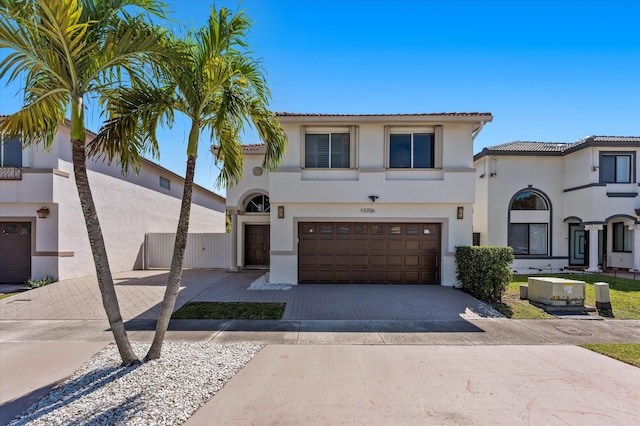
[0,222,32,283]
[569,224,588,266]
[244,224,270,266]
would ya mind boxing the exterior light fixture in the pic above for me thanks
[368,195,379,203]
[37,206,50,219]
[277,205,285,219]
[457,206,464,220]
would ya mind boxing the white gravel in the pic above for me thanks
[247,273,292,290]
[9,342,263,426]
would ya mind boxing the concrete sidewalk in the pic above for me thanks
[185,344,640,425]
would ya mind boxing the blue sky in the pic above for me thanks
[1,0,639,194]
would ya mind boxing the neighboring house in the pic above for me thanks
[0,119,226,283]
[221,112,492,285]
[473,136,640,273]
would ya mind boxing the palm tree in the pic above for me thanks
[101,7,286,360]
[0,0,169,366]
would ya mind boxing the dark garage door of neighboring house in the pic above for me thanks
[298,222,440,284]
[0,222,32,283]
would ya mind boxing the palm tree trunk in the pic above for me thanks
[72,139,139,366]
[146,154,197,360]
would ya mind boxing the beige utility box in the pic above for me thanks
[527,277,586,307]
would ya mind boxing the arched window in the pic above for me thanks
[245,195,270,213]
[510,191,549,210]
[508,189,551,256]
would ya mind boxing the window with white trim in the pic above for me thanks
[304,133,350,168]
[0,135,22,167]
[389,132,434,168]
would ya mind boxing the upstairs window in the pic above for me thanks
[0,135,22,167]
[600,152,634,183]
[305,133,350,168]
[389,133,434,168]
[245,195,270,213]
[159,176,171,190]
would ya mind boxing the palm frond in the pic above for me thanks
[91,83,175,173]
[213,122,243,189]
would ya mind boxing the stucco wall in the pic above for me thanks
[475,146,640,271]
[228,117,483,286]
[1,125,226,281]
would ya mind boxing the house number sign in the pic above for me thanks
[360,208,376,214]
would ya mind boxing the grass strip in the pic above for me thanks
[494,274,639,319]
[172,302,285,320]
[580,344,640,368]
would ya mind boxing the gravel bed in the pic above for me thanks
[9,342,263,426]
[247,273,292,290]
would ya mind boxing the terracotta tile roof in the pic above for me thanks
[211,143,266,154]
[240,143,267,151]
[276,112,493,118]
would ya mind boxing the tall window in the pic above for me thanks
[245,195,270,213]
[305,133,350,168]
[612,222,632,252]
[600,153,634,183]
[508,189,550,256]
[389,133,434,168]
[0,135,22,167]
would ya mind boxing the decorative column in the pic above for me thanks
[629,224,640,271]
[228,211,239,272]
[584,224,603,272]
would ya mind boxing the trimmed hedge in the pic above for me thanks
[455,246,514,302]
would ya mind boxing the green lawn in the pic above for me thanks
[171,302,285,320]
[494,274,640,319]
[581,344,640,368]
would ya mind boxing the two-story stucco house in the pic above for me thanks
[0,120,226,283]
[222,112,492,285]
[473,136,640,273]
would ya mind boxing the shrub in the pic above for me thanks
[455,246,514,302]
[26,275,57,289]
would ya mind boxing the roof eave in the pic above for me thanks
[276,113,493,124]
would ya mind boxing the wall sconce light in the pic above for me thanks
[277,205,285,219]
[457,206,464,220]
[368,195,379,203]
[37,206,50,219]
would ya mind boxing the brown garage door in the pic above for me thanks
[298,222,440,284]
[0,222,32,283]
